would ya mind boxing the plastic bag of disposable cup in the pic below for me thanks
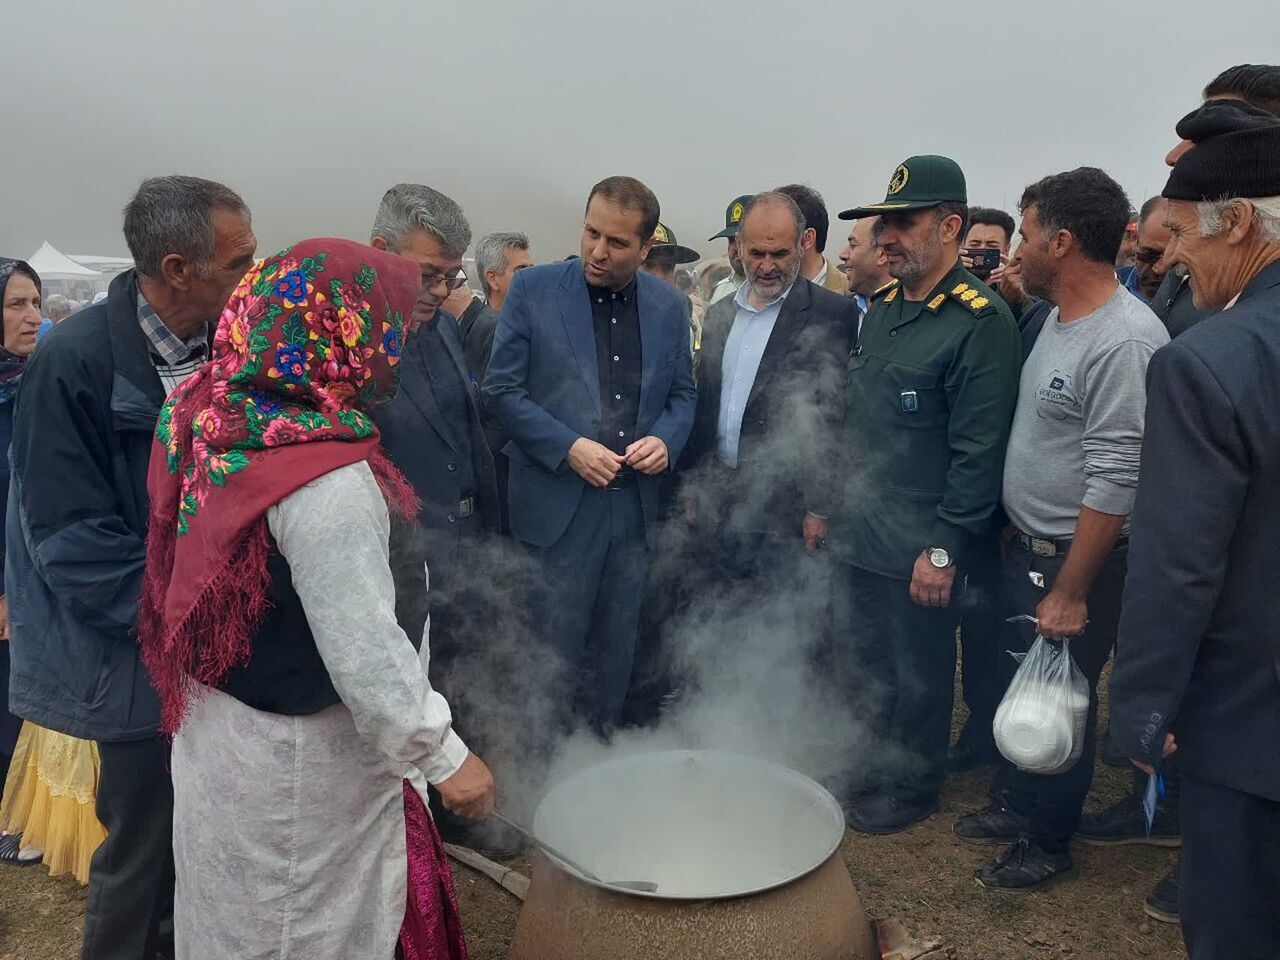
[993,634,1089,775]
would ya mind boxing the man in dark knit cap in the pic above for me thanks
[1154,64,1280,338]
[1109,99,1280,960]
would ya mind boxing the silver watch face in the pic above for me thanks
[928,548,951,568]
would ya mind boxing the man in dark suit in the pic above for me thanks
[1110,102,1280,960]
[684,191,856,575]
[370,183,499,628]
[484,176,696,734]
[368,184,506,849]
[460,231,534,382]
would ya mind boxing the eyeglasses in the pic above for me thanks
[422,269,469,293]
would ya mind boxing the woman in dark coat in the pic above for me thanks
[0,258,45,864]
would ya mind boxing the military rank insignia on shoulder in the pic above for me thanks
[949,282,994,314]
[872,279,899,302]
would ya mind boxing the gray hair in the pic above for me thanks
[371,183,472,257]
[474,231,530,297]
[1197,196,1280,244]
[45,294,73,319]
[739,192,807,245]
[122,175,248,279]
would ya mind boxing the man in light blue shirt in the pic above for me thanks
[716,278,792,466]
[683,191,858,558]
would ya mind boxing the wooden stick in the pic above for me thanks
[445,843,531,902]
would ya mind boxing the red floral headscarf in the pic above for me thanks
[140,238,421,734]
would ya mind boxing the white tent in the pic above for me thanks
[68,254,133,275]
[27,241,101,281]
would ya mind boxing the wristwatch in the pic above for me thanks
[926,547,953,569]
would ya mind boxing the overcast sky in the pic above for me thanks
[4,0,1278,266]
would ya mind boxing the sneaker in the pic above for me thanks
[0,833,42,867]
[975,838,1075,892]
[1076,794,1180,847]
[1143,863,1180,923]
[844,793,939,836]
[954,800,1031,845]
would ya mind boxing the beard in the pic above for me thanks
[1020,246,1057,302]
[746,257,802,301]
[887,227,942,287]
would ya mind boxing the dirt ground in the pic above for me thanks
[0,674,1184,960]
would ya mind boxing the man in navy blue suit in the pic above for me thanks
[484,176,697,733]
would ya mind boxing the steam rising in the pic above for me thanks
[428,310,923,819]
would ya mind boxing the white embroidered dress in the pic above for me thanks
[171,461,468,959]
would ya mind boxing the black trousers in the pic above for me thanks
[83,737,174,960]
[1180,776,1280,959]
[955,534,1004,757]
[837,564,961,803]
[991,543,1127,851]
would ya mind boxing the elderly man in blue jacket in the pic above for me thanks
[1110,101,1280,960]
[484,176,696,734]
[7,176,255,960]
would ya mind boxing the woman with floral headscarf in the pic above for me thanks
[139,239,493,958]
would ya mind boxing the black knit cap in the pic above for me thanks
[1163,100,1280,201]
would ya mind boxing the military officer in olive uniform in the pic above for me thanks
[827,156,1020,834]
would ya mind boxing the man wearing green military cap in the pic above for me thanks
[828,155,1021,834]
[709,194,752,305]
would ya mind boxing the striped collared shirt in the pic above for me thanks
[137,292,209,396]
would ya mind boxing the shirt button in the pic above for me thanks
[618,431,625,437]
[615,393,621,400]
[890,330,898,337]
[447,513,457,524]
[613,355,620,361]
[596,298,604,304]
[611,318,617,324]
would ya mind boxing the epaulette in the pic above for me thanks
[872,278,899,303]
[946,281,997,315]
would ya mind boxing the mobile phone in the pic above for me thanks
[966,248,1002,275]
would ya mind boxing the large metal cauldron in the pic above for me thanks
[509,750,876,960]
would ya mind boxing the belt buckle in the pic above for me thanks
[458,497,474,519]
[1031,538,1056,558]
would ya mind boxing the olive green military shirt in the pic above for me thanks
[830,261,1020,579]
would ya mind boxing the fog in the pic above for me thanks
[4,0,1278,264]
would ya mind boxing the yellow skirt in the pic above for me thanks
[0,722,107,884]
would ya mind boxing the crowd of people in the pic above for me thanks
[0,61,1277,960]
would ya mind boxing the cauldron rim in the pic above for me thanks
[531,748,846,901]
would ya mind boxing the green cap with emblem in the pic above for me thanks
[838,155,968,220]
[647,222,700,264]
[709,194,753,240]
